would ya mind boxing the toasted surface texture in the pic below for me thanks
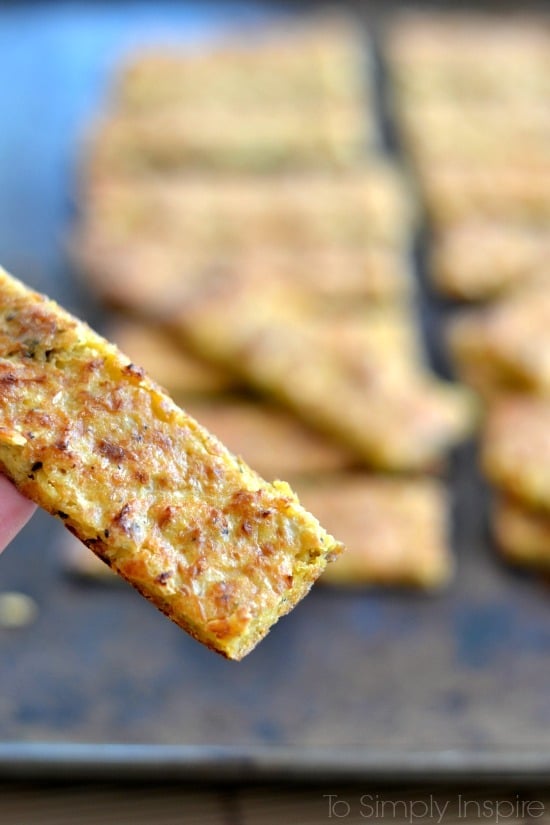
[400,101,550,170]
[493,497,550,569]
[483,397,550,512]
[295,476,452,588]
[75,237,412,316]
[172,273,475,471]
[388,12,550,102]
[448,279,550,397]
[421,163,550,227]
[182,400,353,481]
[80,168,413,251]
[431,222,550,301]
[0,268,342,659]
[88,103,369,174]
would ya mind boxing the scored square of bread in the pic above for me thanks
[295,476,452,589]
[74,236,413,318]
[420,163,550,228]
[172,273,475,472]
[0,268,343,659]
[182,400,354,481]
[493,496,550,570]
[79,168,413,252]
[482,396,550,513]
[400,102,550,171]
[387,12,550,103]
[431,221,550,302]
[448,278,550,397]
[87,103,368,175]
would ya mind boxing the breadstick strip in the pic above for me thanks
[0,268,342,659]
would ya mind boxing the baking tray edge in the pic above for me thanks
[1,743,550,785]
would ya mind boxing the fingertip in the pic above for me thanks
[0,475,36,552]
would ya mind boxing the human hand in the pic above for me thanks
[0,475,36,553]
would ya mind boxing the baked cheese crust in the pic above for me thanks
[448,279,550,397]
[0,268,342,659]
[171,272,475,471]
[296,476,452,589]
[400,101,550,171]
[493,496,550,569]
[74,237,412,317]
[87,103,368,174]
[421,163,550,228]
[483,397,550,512]
[79,168,413,251]
[388,12,550,103]
[182,400,353,481]
[432,221,549,302]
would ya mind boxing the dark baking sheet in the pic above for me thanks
[1,0,550,783]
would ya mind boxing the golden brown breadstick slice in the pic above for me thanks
[387,12,550,103]
[79,167,413,252]
[74,236,412,317]
[421,163,550,228]
[296,476,452,589]
[431,221,550,301]
[400,101,550,171]
[493,496,550,570]
[182,400,353,481]
[172,273,475,471]
[483,397,550,512]
[87,103,367,174]
[448,278,550,397]
[0,268,342,659]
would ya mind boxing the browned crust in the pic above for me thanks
[492,496,550,570]
[482,397,550,514]
[295,476,452,589]
[168,271,476,472]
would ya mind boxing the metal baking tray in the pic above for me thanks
[1,0,550,784]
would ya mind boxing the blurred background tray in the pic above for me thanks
[1,0,550,783]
